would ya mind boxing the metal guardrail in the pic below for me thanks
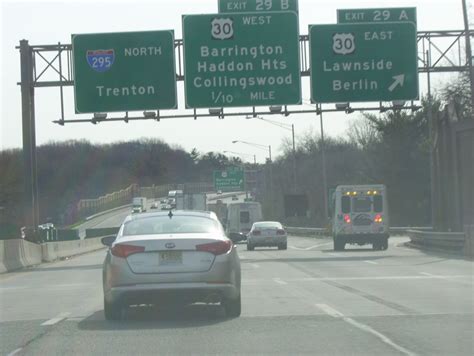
[286,227,328,236]
[407,229,466,252]
[285,226,433,237]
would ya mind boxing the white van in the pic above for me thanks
[332,184,389,251]
[226,202,263,242]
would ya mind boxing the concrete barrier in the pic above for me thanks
[0,236,106,273]
[41,237,105,262]
[0,239,42,273]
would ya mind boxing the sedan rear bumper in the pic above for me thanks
[105,282,239,305]
[248,236,287,247]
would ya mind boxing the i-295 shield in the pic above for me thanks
[332,33,355,55]
[211,18,234,40]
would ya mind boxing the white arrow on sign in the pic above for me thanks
[388,74,405,92]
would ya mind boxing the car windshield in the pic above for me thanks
[122,215,222,235]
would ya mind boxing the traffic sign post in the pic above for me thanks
[309,22,418,103]
[214,168,245,192]
[72,31,177,113]
[182,12,301,108]
[338,7,417,24]
[218,0,298,13]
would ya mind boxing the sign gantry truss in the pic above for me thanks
[17,30,474,125]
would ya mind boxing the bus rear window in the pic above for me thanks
[341,196,350,213]
[352,197,372,213]
[373,195,383,213]
[240,211,250,223]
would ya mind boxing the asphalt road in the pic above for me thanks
[1,235,473,355]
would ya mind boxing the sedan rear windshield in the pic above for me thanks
[253,222,282,229]
[123,216,222,235]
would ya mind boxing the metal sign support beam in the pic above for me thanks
[19,40,39,233]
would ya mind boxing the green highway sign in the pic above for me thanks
[72,31,177,114]
[182,12,301,108]
[214,168,245,191]
[218,0,298,13]
[338,7,417,24]
[309,22,418,103]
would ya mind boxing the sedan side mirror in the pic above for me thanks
[101,235,117,247]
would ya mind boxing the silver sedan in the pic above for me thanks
[247,221,288,250]
[102,210,241,320]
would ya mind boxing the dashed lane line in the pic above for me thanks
[315,304,417,356]
[289,242,332,251]
[6,348,22,356]
[364,260,378,265]
[41,312,70,326]
[273,278,288,285]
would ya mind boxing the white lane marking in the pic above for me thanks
[289,242,332,251]
[41,312,70,326]
[0,287,28,291]
[420,272,472,286]
[7,348,22,356]
[315,303,344,318]
[289,245,306,250]
[273,278,288,285]
[295,275,471,282]
[315,304,416,356]
[364,260,378,265]
[326,252,342,257]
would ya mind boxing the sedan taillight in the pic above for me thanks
[196,240,232,255]
[252,230,261,236]
[111,244,145,258]
[277,229,286,235]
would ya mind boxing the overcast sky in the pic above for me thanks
[0,0,467,162]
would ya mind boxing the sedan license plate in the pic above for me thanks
[159,251,182,265]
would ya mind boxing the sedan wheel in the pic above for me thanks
[223,294,241,318]
[104,298,122,321]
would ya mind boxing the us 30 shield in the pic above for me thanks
[86,49,115,72]
[332,33,356,55]
[211,18,234,40]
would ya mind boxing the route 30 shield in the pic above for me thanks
[332,33,355,55]
[211,18,234,40]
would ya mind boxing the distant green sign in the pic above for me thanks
[218,0,298,13]
[309,22,418,103]
[72,30,177,113]
[183,12,301,108]
[338,7,417,24]
[214,168,245,192]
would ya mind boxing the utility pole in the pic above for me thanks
[292,124,297,192]
[462,0,474,108]
[20,40,39,236]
